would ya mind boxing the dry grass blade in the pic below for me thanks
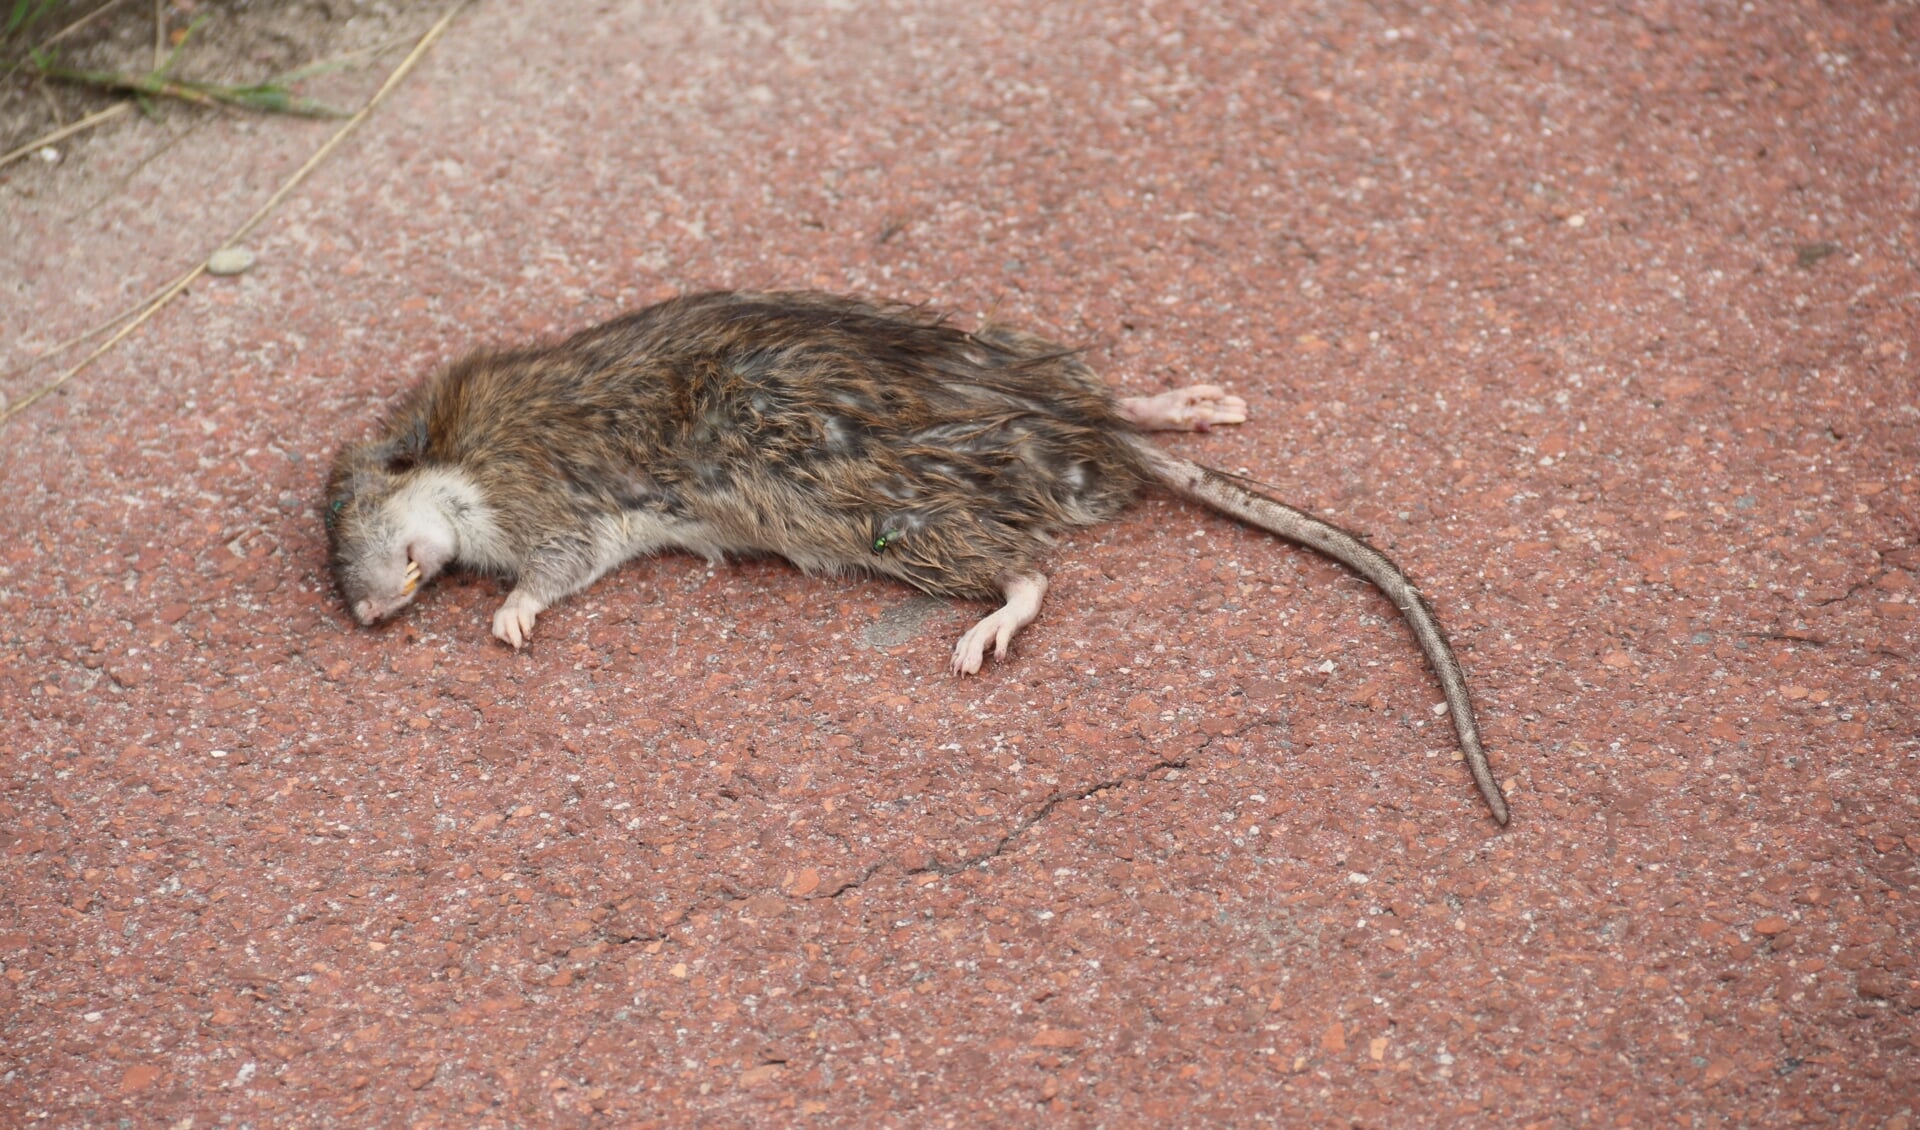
[21,0,133,55]
[0,98,127,168]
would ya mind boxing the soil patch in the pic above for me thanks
[2,0,433,184]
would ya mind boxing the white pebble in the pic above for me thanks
[207,247,256,276]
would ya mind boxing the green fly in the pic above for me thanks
[871,528,901,555]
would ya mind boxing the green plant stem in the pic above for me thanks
[30,58,348,118]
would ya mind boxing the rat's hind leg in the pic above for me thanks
[951,573,1050,676]
[1117,385,1248,432]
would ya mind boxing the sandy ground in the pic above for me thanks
[2,1,1916,1124]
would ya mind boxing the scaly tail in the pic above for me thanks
[1131,439,1508,826]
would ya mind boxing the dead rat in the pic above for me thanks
[325,290,1508,825]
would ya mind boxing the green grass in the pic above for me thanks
[4,0,63,41]
[5,0,61,37]
[24,15,349,118]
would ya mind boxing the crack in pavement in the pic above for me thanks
[572,713,1305,961]
[1745,630,1832,647]
[1812,579,1874,607]
[821,751,1195,898]
[586,743,1210,952]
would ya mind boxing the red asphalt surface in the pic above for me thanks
[3,2,1916,1124]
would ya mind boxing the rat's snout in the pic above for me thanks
[348,564,423,626]
[350,589,417,625]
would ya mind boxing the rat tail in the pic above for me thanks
[1130,438,1508,826]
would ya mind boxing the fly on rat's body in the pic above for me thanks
[325,290,1509,825]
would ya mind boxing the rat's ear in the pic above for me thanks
[374,419,430,474]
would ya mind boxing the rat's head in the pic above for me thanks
[323,426,459,627]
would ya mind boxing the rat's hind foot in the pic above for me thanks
[1117,385,1248,432]
[491,588,547,649]
[951,573,1049,675]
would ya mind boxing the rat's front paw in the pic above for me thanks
[491,590,544,649]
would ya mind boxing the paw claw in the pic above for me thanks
[950,628,988,676]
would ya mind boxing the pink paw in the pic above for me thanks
[1118,385,1249,432]
[491,590,543,649]
[950,610,1019,675]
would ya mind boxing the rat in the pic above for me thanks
[325,290,1508,825]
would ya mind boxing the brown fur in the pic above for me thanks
[327,291,1150,600]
